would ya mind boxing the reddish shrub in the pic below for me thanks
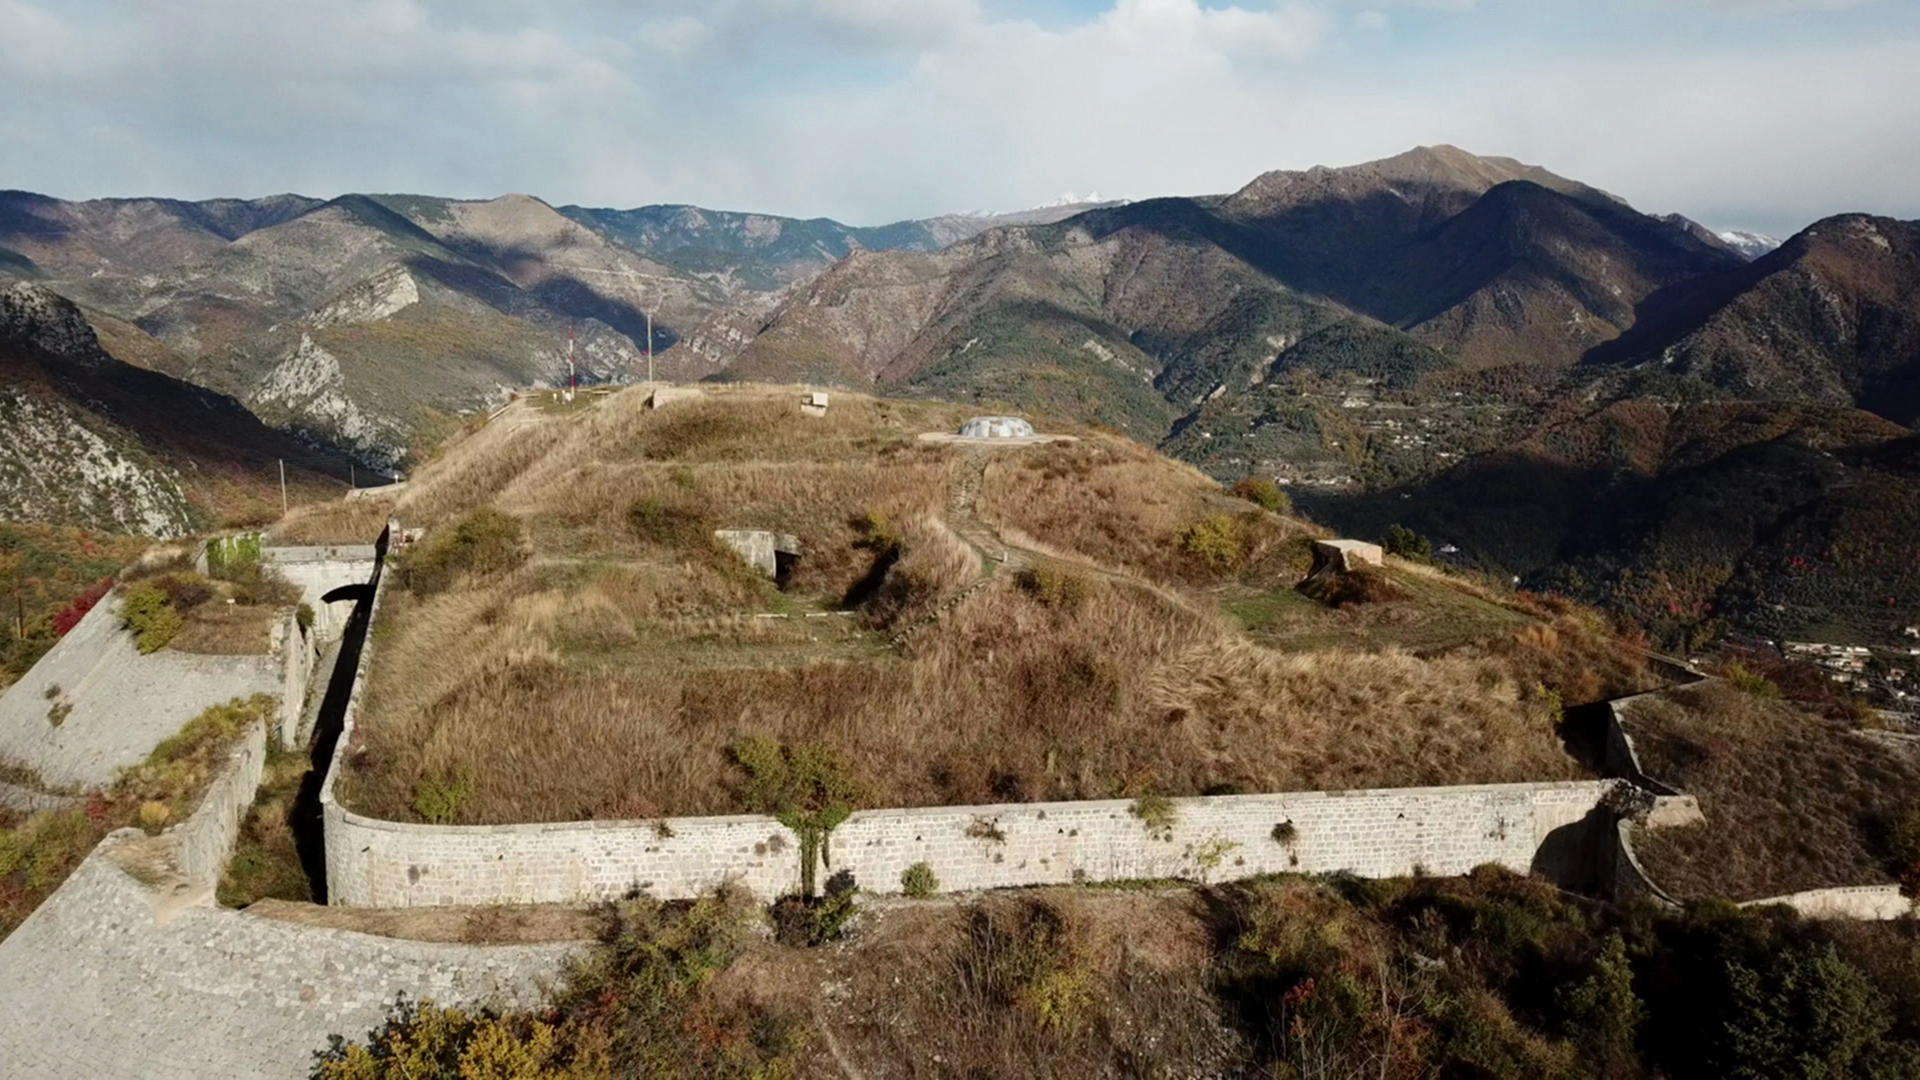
[51,578,112,637]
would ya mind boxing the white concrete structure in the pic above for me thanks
[714,529,801,580]
[262,543,379,643]
[648,386,702,409]
[959,416,1036,439]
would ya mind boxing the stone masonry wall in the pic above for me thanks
[326,774,1614,907]
[832,783,1612,897]
[1742,885,1914,920]
[171,720,267,887]
[277,609,316,747]
[0,845,579,1079]
[0,591,284,789]
[263,543,378,643]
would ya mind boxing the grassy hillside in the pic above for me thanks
[319,871,1920,1078]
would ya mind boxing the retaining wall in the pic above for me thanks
[277,610,317,747]
[1742,885,1914,920]
[171,720,268,886]
[832,783,1612,898]
[326,782,1616,908]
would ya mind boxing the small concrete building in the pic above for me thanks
[1310,539,1386,574]
[648,387,701,409]
[715,529,802,586]
[959,416,1035,439]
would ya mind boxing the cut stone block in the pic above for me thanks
[1310,539,1386,574]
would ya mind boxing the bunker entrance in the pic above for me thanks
[775,549,800,590]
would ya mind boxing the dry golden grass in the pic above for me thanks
[269,497,395,546]
[337,384,1610,825]
[170,602,277,655]
[979,439,1316,586]
[1628,682,1920,901]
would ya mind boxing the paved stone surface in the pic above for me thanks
[0,597,281,789]
[0,845,580,1079]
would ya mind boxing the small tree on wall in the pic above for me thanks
[729,737,861,896]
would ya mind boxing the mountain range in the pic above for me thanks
[2,146,1914,646]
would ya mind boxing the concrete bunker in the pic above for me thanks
[715,529,803,588]
[1309,539,1385,574]
[959,416,1036,439]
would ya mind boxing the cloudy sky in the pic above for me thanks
[2,0,1915,236]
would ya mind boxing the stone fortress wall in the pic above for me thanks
[320,558,1624,907]
[170,608,314,885]
[315,553,1914,919]
[1606,692,1914,920]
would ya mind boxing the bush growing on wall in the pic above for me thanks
[729,736,862,896]
[901,862,940,898]
[1130,794,1177,841]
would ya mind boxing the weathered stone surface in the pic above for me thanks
[1740,885,1915,920]
[959,416,1035,439]
[648,386,702,409]
[0,849,578,1079]
[263,543,379,643]
[0,596,283,789]
[713,529,801,579]
[1310,539,1385,574]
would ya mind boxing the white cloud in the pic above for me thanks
[0,0,1913,236]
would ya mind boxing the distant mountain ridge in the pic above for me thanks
[8,152,1918,652]
[0,282,353,535]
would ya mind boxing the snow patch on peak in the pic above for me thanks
[1716,230,1783,261]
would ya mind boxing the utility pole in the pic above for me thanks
[350,463,356,490]
[566,327,577,402]
[646,309,654,385]
[279,459,288,516]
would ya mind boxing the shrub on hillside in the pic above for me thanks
[1176,515,1246,574]
[1722,662,1781,698]
[398,508,526,596]
[50,578,111,637]
[1384,524,1432,562]
[1231,476,1290,515]
[1016,565,1088,611]
[626,496,710,548]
